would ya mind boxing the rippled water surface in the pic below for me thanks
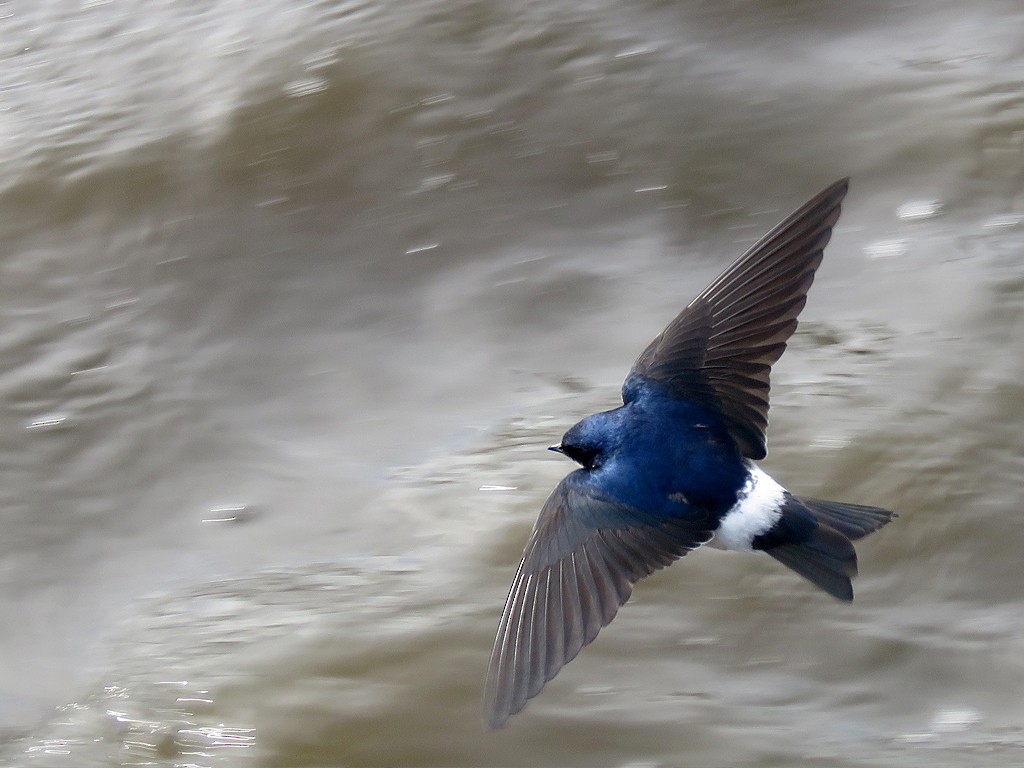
[2,1,1024,765]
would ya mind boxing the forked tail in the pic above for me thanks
[754,496,896,601]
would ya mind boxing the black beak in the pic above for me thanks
[548,444,565,455]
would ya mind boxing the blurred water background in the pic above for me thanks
[1,1,1024,765]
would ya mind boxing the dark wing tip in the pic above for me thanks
[481,532,638,730]
[626,178,851,458]
[483,480,711,728]
[693,176,849,328]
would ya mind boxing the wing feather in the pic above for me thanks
[624,178,849,459]
[483,475,712,729]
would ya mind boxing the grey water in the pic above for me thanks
[2,1,1024,765]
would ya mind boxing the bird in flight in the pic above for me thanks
[483,178,895,729]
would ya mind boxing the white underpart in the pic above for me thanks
[710,464,786,552]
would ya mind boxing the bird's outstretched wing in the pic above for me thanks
[624,178,849,459]
[483,472,715,729]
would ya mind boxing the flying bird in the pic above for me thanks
[483,178,895,729]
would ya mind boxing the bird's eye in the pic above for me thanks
[560,443,599,469]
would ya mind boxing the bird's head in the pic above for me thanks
[549,411,620,469]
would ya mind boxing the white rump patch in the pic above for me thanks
[711,464,786,552]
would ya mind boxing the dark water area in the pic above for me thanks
[1,1,1023,765]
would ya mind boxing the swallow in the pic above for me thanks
[483,178,895,728]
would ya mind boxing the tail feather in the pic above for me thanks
[799,498,896,541]
[756,494,895,601]
[765,523,856,601]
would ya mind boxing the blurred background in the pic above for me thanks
[1,1,1023,765]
